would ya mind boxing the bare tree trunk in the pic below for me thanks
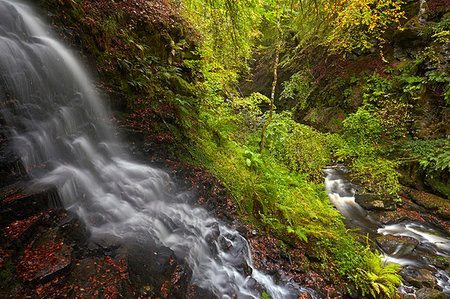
[260,4,281,153]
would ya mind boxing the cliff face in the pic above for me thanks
[38,0,199,112]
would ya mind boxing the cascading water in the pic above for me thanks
[324,167,450,295]
[0,1,302,297]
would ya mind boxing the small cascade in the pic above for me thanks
[0,1,305,297]
[419,0,427,23]
[324,167,450,295]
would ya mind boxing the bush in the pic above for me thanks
[265,111,331,182]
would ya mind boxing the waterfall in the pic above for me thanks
[0,1,300,297]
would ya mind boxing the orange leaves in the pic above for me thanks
[3,193,26,203]
[4,213,43,241]
[16,238,71,282]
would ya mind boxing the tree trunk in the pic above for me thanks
[259,4,281,153]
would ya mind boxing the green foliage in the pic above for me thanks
[362,72,392,104]
[181,0,261,89]
[362,251,402,298]
[330,107,401,196]
[352,157,401,197]
[418,144,450,175]
[395,72,426,101]
[397,139,450,178]
[265,111,331,182]
[280,71,313,111]
[340,107,383,157]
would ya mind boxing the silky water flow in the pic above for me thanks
[0,1,306,297]
[324,167,450,294]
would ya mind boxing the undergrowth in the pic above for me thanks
[181,87,402,296]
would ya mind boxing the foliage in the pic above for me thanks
[398,139,450,177]
[322,0,405,55]
[362,251,402,298]
[180,0,262,89]
[280,71,314,111]
[265,111,331,182]
[339,107,383,157]
[330,107,401,196]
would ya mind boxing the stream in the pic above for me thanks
[0,1,308,298]
[324,167,450,296]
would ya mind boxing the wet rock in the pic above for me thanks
[428,256,450,270]
[415,287,447,299]
[370,210,409,224]
[0,143,26,188]
[401,268,438,289]
[408,189,450,219]
[126,239,192,298]
[70,256,134,298]
[2,212,44,246]
[376,235,418,256]
[0,186,60,226]
[355,193,397,211]
[16,231,72,284]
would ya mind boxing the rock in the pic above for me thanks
[355,193,397,211]
[415,287,447,299]
[126,239,193,298]
[15,231,72,283]
[0,186,60,226]
[370,210,409,224]
[428,256,450,270]
[376,235,418,256]
[408,188,450,219]
[401,268,438,289]
[70,256,134,298]
[0,142,26,188]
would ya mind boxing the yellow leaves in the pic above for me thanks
[324,0,406,54]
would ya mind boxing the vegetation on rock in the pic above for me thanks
[6,0,450,297]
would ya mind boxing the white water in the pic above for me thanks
[0,1,301,297]
[324,167,450,295]
[419,0,427,24]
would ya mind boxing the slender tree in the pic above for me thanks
[260,0,282,153]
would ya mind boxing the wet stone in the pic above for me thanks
[126,239,192,298]
[16,231,72,283]
[376,235,418,256]
[400,268,438,289]
[0,186,60,226]
[415,287,447,299]
[355,193,397,211]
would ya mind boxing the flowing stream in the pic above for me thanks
[324,167,450,295]
[0,1,302,297]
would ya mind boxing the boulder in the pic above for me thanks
[400,268,438,289]
[355,193,397,211]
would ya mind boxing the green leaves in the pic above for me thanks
[265,111,331,182]
[363,251,402,298]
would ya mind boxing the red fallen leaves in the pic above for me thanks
[35,277,72,298]
[69,257,134,298]
[4,213,43,241]
[160,281,170,297]
[2,192,26,203]
[16,239,71,282]
[428,0,449,13]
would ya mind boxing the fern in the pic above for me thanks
[362,251,402,298]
